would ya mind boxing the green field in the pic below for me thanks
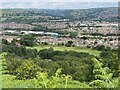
[47,20,65,22]
[27,45,101,56]
[1,18,7,22]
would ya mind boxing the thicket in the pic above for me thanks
[1,50,120,88]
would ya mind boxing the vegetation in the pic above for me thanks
[1,7,119,88]
[27,45,100,56]
[1,47,120,88]
[1,42,120,88]
[19,35,35,47]
[1,7,118,23]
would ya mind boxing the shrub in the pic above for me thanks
[16,59,41,80]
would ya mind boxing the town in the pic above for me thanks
[1,2,120,89]
[1,20,119,49]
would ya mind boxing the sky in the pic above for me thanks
[1,0,119,2]
[1,0,119,9]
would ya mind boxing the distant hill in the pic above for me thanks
[42,7,118,22]
[1,7,118,22]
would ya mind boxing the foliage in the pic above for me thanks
[19,35,35,47]
[38,48,94,60]
[38,48,55,59]
[2,45,38,59]
[89,58,116,88]
[1,47,120,88]
[0,52,9,74]
[6,56,22,75]
[30,45,100,56]
[65,41,73,47]
[92,45,106,51]
[2,68,90,88]
[2,39,9,45]
[100,50,119,77]
[16,59,41,80]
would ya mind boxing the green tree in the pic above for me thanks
[6,57,22,75]
[100,51,112,58]
[0,52,9,74]
[19,35,35,47]
[2,39,9,45]
[16,59,41,80]
[93,45,106,51]
[65,41,73,47]
[38,48,54,59]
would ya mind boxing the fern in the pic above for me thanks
[0,52,9,74]
[89,58,115,88]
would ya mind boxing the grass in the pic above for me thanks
[2,74,90,88]
[27,45,101,56]
[1,18,7,22]
[2,74,34,88]
[47,20,65,22]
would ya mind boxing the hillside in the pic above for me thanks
[1,7,118,22]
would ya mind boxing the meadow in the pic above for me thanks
[27,45,101,56]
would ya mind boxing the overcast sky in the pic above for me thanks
[1,0,119,9]
[1,0,119,2]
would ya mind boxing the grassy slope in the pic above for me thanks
[2,74,34,88]
[2,74,90,88]
[27,45,100,56]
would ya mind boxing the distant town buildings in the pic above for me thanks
[0,21,119,49]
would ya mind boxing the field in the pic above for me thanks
[47,19,66,22]
[27,45,101,56]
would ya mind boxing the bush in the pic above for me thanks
[16,59,41,80]
[92,45,106,51]
[65,41,73,47]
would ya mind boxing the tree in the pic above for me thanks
[0,52,9,74]
[65,41,73,47]
[92,45,106,51]
[19,35,35,47]
[38,48,55,59]
[69,32,77,38]
[100,51,112,58]
[100,51,119,77]
[2,39,9,45]
[11,39,18,45]
[6,57,22,75]
[16,59,41,80]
